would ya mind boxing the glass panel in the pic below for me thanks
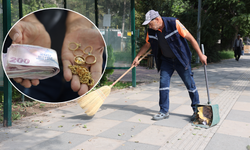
[22,0,64,16]
[10,0,19,25]
[98,0,131,67]
[66,0,96,24]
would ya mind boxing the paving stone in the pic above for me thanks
[71,137,125,150]
[39,116,92,132]
[124,101,158,111]
[128,125,180,146]
[115,141,161,150]
[170,96,189,104]
[217,120,250,138]
[126,113,158,124]
[50,105,84,115]
[205,133,250,150]
[171,105,194,116]
[98,121,150,141]
[237,95,250,102]
[232,101,250,112]
[101,109,144,121]
[26,132,92,150]
[153,114,190,128]
[94,108,117,118]
[68,118,121,136]
[125,93,153,100]
[0,128,30,143]
[103,97,121,104]
[104,98,138,109]
[2,56,250,150]
[226,110,250,123]
[150,103,181,113]
[0,129,63,150]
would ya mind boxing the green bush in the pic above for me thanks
[218,50,234,59]
[113,50,131,62]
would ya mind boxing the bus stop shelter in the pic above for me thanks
[1,0,136,127]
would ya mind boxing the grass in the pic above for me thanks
[100,81,133,89]
[218,50,234,59]
[191,50,234,68]
[12,112,23,120]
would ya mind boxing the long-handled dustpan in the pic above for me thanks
[192,44,220,128]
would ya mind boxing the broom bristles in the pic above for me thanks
[85,100,103,116]
[77,85,111,116]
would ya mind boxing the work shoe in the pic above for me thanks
[152,112,169,120]
[190,113,197,121]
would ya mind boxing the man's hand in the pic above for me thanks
[185,32,207,65]
[62,13,105,96]
[9,14,51,48]
[199,54,207,65]
[132,56,140,67]
[8,14,51,88]
[132,43,151,67]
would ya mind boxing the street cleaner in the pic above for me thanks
[132,10,207,121]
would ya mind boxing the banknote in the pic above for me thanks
[2,44,60,80]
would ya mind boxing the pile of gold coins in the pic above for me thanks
[67,42,96,86]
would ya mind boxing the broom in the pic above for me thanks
[77,50,152,116]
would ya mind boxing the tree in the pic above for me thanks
[135,0,250,63]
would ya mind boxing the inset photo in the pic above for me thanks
[1,8,107,103]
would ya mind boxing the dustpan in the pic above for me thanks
[192,44,220,129]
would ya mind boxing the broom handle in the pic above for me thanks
[201,44,211,104]
[111,50,152,87]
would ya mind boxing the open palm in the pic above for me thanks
[62,27,105,96]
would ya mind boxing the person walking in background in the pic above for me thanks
[233,34,244,61]
[132,10,207,121]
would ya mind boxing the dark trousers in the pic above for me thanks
[159,56,200,113]
[234,47,241,60]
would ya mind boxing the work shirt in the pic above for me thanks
[145,20,189,58]
[146,17,192,71]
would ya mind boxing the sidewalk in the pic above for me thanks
[1,54,250,150]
